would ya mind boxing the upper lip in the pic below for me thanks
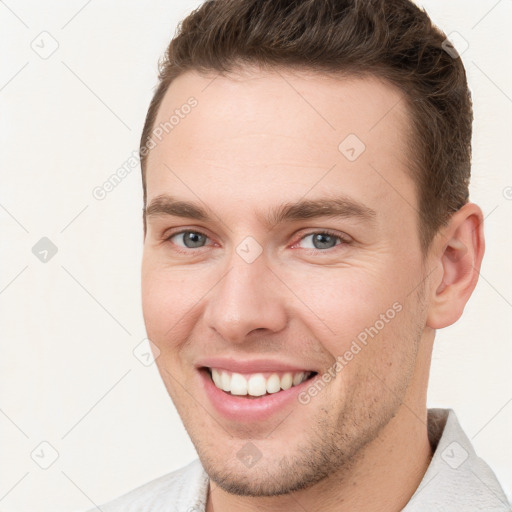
[196,357,317,374]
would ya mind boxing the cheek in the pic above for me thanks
[141,258,217,348]
[141,259,189,343]
[141,265,167,336]
[281,265,398,343]
[141,266,198,393]
[282,263,418,387]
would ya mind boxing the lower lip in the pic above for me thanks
[199,369,316,423]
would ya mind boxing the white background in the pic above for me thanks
[0,1,511,510]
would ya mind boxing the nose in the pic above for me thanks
[202,254,288,344]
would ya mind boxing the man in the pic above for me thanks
[92,0,511,510]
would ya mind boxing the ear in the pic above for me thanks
[426,202,485,329]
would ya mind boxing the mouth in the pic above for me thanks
[201,367,318,398]
[196,358,322,422]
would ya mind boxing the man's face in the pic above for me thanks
[141,68,432,496]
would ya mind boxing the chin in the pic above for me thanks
[194,430,358,498]
[203,457,332,497]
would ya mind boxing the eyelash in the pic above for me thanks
[163,229,350,255]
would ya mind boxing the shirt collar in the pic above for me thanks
[403,408,510,511]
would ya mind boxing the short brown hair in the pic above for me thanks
[140,0,472,251]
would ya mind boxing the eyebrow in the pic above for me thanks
[145,194,376,228]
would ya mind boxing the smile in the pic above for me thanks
[208,367,316,397]
[196,358,321,421]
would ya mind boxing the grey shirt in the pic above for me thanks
[89,409,511,511]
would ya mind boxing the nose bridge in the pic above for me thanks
[203,249,287,343]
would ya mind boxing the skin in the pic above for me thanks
[141,67,484,512]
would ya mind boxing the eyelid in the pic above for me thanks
[291,229,352,250]
[164,227,351,253]
[164,228,213,248]
[163,227,209,240]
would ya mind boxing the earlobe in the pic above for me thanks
[426,203,485,329]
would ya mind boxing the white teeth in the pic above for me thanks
[266,374,281,394]
[247,374,267,396]
[211,368,221,388]
[220,371,231,392]
[209,368,311,396]
[293,371,305,386]
[230,373,248,395]
[280,372,293,390]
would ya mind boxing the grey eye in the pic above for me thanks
[299,233,340,250]
[173,231,208,248]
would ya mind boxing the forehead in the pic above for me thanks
[145,67,416,230]
[149,67,410,158]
